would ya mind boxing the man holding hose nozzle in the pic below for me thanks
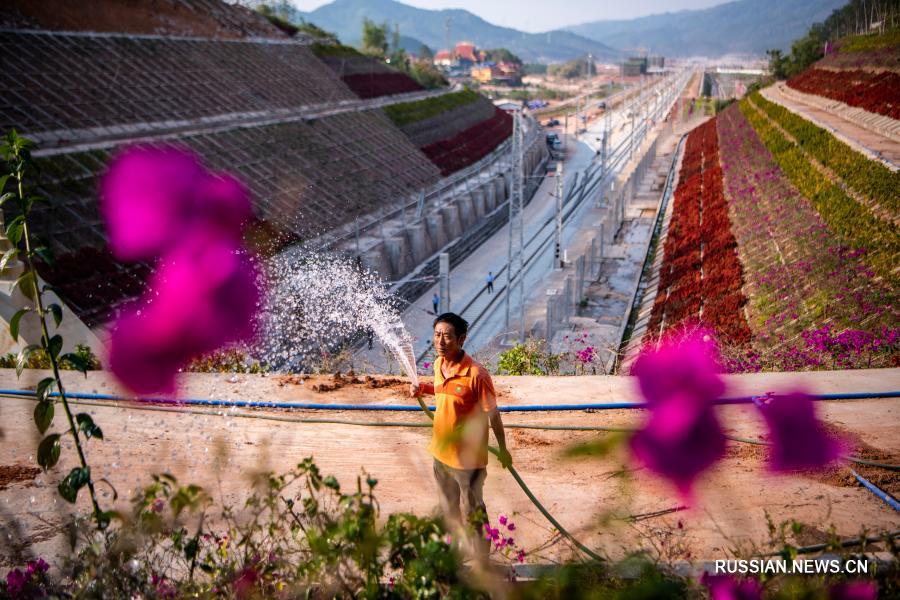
[409,312,512,555]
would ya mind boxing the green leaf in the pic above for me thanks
[0,173,9,192]
[12,270,36,301]
[33,246,54,268]
[60,352,89,375]
[16,344,40,376]
[36,376,55,402]
[58,466,91,503]
[0,191,14,207]
[96,510,115,530]
[47,303,63,328]
[0,247,18,272]
[5,214,24,245]
[34,400,54,434]
[48,334,62,360]
[184,537,199,561]
[37,433,61,470]
[9,307,30,342]
[76,413,103,440]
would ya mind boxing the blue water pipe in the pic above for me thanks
[0,388,897,412]
[851,469,900,512]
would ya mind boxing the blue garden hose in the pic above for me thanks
[2,388,897,412]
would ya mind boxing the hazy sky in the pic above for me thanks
[289,0,729,32]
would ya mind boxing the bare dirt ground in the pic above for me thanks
[1,368,898,569]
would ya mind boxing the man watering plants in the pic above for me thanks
[409,312,512,553]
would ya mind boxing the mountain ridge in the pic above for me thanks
[297,0,621,63]
[567,0,848,56]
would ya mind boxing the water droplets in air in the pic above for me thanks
[255,250,417,384]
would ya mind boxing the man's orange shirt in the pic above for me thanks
[420,352,497,470]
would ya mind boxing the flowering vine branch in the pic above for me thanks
[1,130,109,529]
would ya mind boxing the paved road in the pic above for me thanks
[762,82,900,169]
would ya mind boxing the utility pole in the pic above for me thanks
[504,110,525,342]
[554,160,564,270]
[445,17,452,57]
[439,252,450,313]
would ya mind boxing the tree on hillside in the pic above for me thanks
[361,18,389,57]
[483,48,523,65]
[410,61,449,89]
[769,0,899,79]
[548,55,595,79]
[418,44,434,61]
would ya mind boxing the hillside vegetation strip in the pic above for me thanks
[383,89,480,127]
[646,118,751,346]
[716,103,899,371]
[310,42,363,58]
[750,91,900,216]
[739,97,900,285]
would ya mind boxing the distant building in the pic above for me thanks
[454,41,478,65]
[471,61,521,86]
[621,57,647,77]
[434,50,453,68]
[648,55,665,69]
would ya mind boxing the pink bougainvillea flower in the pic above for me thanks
[101,147,254,261]
[101,146,261,395]
[702,574,762,600]
[108,238,260,394]
[100,147,207,261]
[828,581,877,600]
[630,332,727,499]
[632,331,724,409]
[754,392,844,472]
[630,394,726,499]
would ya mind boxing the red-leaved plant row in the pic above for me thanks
[787,68,900,120]
[341,73,423,99]
[422,107,513,176]
[646,118,752,345]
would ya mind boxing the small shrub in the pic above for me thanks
[0,343,101,371]
[497,339,561,375]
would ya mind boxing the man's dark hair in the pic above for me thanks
[433,312,469,338]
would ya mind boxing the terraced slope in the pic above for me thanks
[641,90,898,371]
[384,89,512,176]
[311,43,424,99]
[786,30,900,119]
[2,30,442,328]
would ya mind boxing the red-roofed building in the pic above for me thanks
[455,41,477,64]
[434,49,452,67]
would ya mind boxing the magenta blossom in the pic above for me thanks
[754,392,844,471]
[101,147,252,260]
[630,332,727,498]
[101,146,261,395]
[828,581,877,600]
[108,236,260,394]
[702,574,762,600]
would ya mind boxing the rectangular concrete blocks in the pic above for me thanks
[440,204,462,239]
[361,240,394,281]
[493,175,507,203]
[471,188,486,218]
[426,213,448,249]
[456,194,476,229]
[385,236,414,277]
[406,223,430,264]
